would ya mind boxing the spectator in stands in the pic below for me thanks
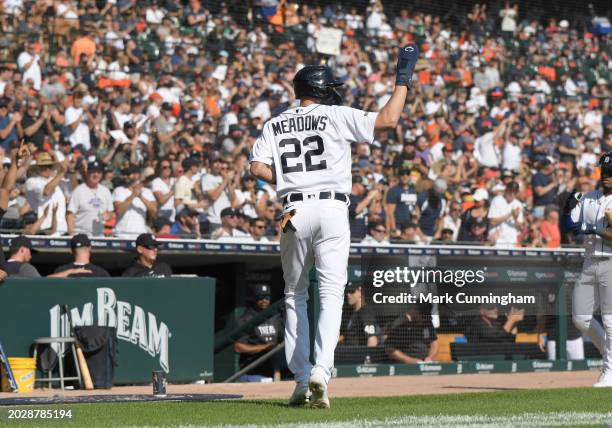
[437,201,462,241]
[234,284,284,382]
[24,152,68,235]
[0,97,21,150]
[248,217,270,243]
[463,216,490,244]
[531,157,558,219]
[174,156,206,212]
[22,210,44,235]
[385,304,439,363]
[212,207,250,241]
[0,147,28,281]
[151,158,176,221]
[54,234,110,277]
[64,91,93,151]
[385,169,418,236]
[67,160,113,236]
[339,282,379,347]
[488,182,524,247]
[349,175,378,241]
[112,165,157,237]
[417,179,447,240]
[361,222,390,246]
[233,175,259,220]
[466,304,524,343]
[153,217,175,238]
[539,205,561,248]
[171,207,201,239]
[201,158,236,231]
[20,100,52,151]
[458,188,489,241]
[121,233,173,277]
[398,223,421,244]
[17,38,42,91]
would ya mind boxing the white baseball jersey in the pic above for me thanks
[250,104,378,197]
[570,189,612,257]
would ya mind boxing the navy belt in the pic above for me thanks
[283,192,348,205]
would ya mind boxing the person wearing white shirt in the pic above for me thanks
[201,158,235,230]
[24,153,68,235]
[488,182,524,247]
[499,3,518,33]
[361,223,390,246]
[502,131,522,172]
[211,208,250,241]
[248,217,270,243]
[17,41,42,91]
[151,160,176,221]
[475,119,507,169]
[66,161,113,236]
[233,175,259,219]
[112,167,158,236]
[439,202,462,241]
[145,4,165,24]
[64,92,92,150]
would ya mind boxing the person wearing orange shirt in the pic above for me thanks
[539,205,561,248]
[71,31,96,66]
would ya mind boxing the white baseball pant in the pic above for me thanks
[546,337,585,360]
[281,197,350,386]
[572,258,612,375]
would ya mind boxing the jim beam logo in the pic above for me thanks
[49,288,172,372]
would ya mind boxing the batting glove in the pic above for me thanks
[578,222,602,236]
[395,43,419,87]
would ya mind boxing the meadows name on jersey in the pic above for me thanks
[271,115,328,136]
[251,104,378,198]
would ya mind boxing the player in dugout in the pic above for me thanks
[234,284,285,382]
[338,282,380,347]
[53,234,110,277]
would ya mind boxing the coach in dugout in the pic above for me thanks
[385,303,439,364]
[234,284,284,382]
[465,303,524,343]
[6,235,91,278]
[53,234,110,277]
[121,233,172,277]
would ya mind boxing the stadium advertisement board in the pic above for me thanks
[0,277,215,384]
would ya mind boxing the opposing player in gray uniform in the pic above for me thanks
[250,45,420,407]
[566,153,612,387]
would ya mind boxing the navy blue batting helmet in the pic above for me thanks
[293,65,344,106]
[600,152,612,172]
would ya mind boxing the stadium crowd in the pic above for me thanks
[0,0,610,248]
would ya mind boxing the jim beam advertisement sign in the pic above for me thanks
[49,288,171,373]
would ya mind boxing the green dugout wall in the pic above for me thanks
[0,277,215,384]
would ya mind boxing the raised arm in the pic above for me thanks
[375,44,419,130]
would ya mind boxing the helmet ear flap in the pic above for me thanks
[321,88,343,106]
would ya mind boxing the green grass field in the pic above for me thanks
[2,388,612,427]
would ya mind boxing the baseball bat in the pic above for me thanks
[64,305,94,390]
[0,341,18,392]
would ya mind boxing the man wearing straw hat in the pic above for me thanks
[24,151,68,235]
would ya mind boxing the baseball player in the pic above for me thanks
[250,45,419,407]
[565,153,612,387]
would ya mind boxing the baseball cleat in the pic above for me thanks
[593,372,612,387]
[288,384,310,406]
[308,373,330,409]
